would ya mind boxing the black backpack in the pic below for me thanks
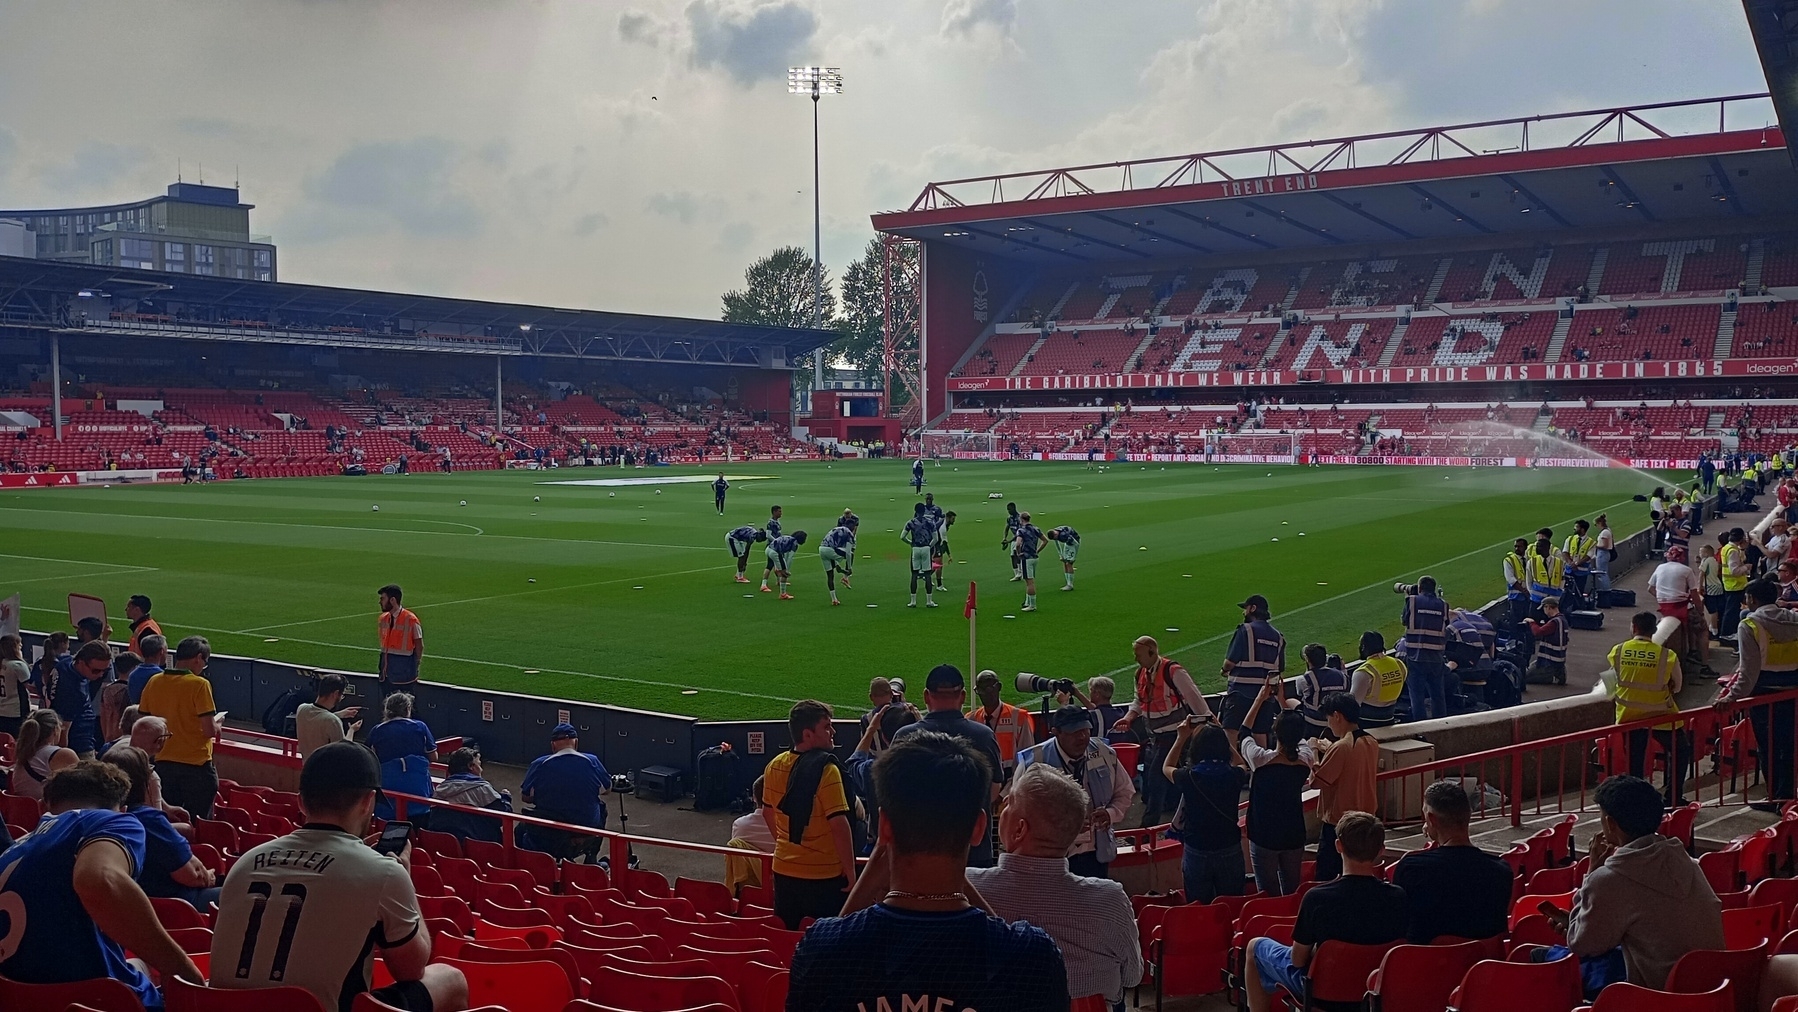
[693,745,741,811]
[262,683,314,735]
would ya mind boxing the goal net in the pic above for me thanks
[921,429,1000,460]
[1204,431,1299,464]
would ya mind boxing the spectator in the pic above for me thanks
[12,708,78,801]
[99,652,136,747]
[1292,642,1347,735]
[1535,775,1725,994]
[32,631,70,701]
[1239,683,1314,895]
[1308,694,1379,881]
[762,700,857,929]
[139,635,223,819]
[369,692,436,822]
[128,714,179,816]
[725,775,776,896]
[106,704,141,754]
[126,633,166,706]
[0,759,201,1010]
[859,676,901,750]
[845,702,919,852]
[1015,705,1134,879]
[790,730,1069,1012]
[969,762,1143,1007]
[0,633,33,737]
[1713,579,1798,807]
[1390,780,1513,943]
[891,664,1006,867]
[210,741,469,1012]
[1164,717,1247,902]
[431,747,513,843]
[1245,811,1409,1012]
[52,641,109,758]
[295,673,362,758]
[969,669,1036,778]
[100,744,218,911]
[520,723,609,861]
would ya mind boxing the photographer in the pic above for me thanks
[1396,577,1450,722]
[1014,706,1134,879]
[1111,635,1212,827]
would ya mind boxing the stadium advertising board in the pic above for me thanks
[945,357,1798,392]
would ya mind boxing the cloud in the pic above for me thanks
[572,212,609,236]
[618,9,678,48]
[646,190,726,225]
[172,117,250,140]
[685,0,818,87]
[41,142,150,192]
[300,137,478,238]
[941,0,1015,39]
[717,221,755,251]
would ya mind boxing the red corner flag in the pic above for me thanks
[965,581,978,618]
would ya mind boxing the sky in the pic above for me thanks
[0,0,1771,320]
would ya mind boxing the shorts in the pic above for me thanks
[820,546,846,570]
[366,979,435,1012]
[1057,542,1078,563]
[1252,937,1307,1000]
[911,547,932,573]
[727,535,751,558]
[1220,686,1275,736]
[935,540,951,557]
[1020,556,1038,579]
[766,548,794,572]
[1704,594,1724,614]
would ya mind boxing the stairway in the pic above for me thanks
[1008,335,1050,378]
[1257,328,1288,368]
[1094,292,1122,319]
[1423,257,1453,304]
[1706,409,1726,431]
[1531,413,1553,433]
[1713,307,1738,359]
[1583,247,1609,296]
[1745,239,1767,292]
[1124,329,1160,372]
[1279,267,1312,313]
[1047,282,1081,320]
[1152,275,1187,317]
[1543,314,1576,364]
[1377,321,1410,367]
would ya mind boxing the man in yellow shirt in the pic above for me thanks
[139,635,225,819]
[761,699,857,929]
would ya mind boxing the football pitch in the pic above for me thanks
[0,460,1663,720]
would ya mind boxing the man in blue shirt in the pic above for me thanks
[789,728,1068,1012]
[712,473,729,515]
[911,457,925,493]
[53,641,110,758]
[1014,511,1045,612]
[726,523,766,584]
[0,760,200,1009]
[820,522,857,606]
[758,505,785,593]
[520,723,610,862]
[901,504,941,608]
[764,531,807,601]
[890,665,1005,867]
[127,634,167,705]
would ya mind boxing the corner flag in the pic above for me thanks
[964,581,977,619]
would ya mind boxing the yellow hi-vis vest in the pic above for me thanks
[1741,614,1798,677]
[1504,551,1528,594]
[1607,637,1679,730]
[1527,552,1565,601]
[1356,654,1409,706]
[1721,543,1750,592]
[1564,534,1596,567]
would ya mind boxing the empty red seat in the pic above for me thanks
[456,942,584,998]
[435,957,573,1012]
[1666,943,1769,1012]
[1447,956,1581,1012]
[0,972,145,1012]
[151,897,210,930]
[164,975,327,1012]
[1722,904,1782,950]
[1365,939,1494,1012]
[1590,981,1733,1011]
[675,876,737,917]
[585,966,739,1012]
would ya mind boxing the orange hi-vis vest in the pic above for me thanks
[973,701,1031,768]
[1135,657,1188,723]
[379,607,422,655]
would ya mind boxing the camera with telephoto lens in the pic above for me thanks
[1394,582,1419,595]
[1016,672,1076,695]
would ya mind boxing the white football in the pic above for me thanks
[609,491,616,497]
[459,500,467,506]
[655,489,661,495]
[372,505,380,512]
[533,495,540,502]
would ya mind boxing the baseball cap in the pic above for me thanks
[300,741,381,797]
[550,722,578,740]
[1238,594,1270,612]
[924,664,964,692]
[1051,705,1093,730]
[974,669,1001,690]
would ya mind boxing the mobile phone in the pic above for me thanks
[1536,900,1567,920]
[374,820,414,857]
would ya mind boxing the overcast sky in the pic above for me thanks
[0,0,1770,319]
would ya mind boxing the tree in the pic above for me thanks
[722,246,838,330]
[837,236,920,404]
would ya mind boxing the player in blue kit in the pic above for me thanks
[911,457,925,494]
[931,511,957,591]
[766,531,807,600]
[712,474,729,515]
[901,503,941,608]
[0,760,201,1009]
[758,505,785,593]
[726,524,766,584]
[820,521,858,606]
[1047,524,1080,591]
[1003,502,1024,581]
[1014,511,1045,612]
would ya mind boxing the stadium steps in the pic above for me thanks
[1151,274,1186,317]
[1745,238,1767,290]
[1008,335,1050,378]
[1542,313,1576,363]
[1279,267,1312,312]
[1123,328,1160,372]
[1583,245,1609,296]
[1707,409,1726,430]
[1713,306,1738,358]
[1531,412,1553,433]
[1377,320,1409,367]
[1256,325,1290,368]
[1094,292,1122,319]
[1422,256,1453,303]
[1047,281,1080,319]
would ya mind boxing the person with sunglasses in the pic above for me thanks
[139,636,224,819]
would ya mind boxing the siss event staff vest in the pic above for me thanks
[1608,637,1679,729]
[1721,544,1750,592]
[1228,620,1285,689]
[1504,552,1529,597]
[972,701,1032,768]
[1527,552,1566,602]
[1564,535,1596,570]
[1355,654,1409,706]
[1741,614,1798,686]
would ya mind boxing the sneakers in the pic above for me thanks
[759,585,772,593]
[735,575,750,584]
[1060,585,1074,591]
[830,599,842,606]
[1021,604,1037,612]
[840,577,852,589]
[1009,575,1023,582]
[907,601,917,608]
[779,593,795,600]
[926,600,938,608]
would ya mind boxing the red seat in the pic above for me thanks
[151,897,210,930]
[435,957,573,1012]
[0,972,145,1012]
[164,975,328,1012]
[1700,846,1745,896]
[473,879,528,911]
[1590,981,1733,1012]
[617,868,673,899]
[584,967,739,1012]
[456,942,584,998]
[1511,891,1578,931]
[1149,901,1232,1008]
[567,1003,734,1012]
[1365,939,1494,1012]
[1447,956,1581,1012]
[1666,943,1769,1012]
[1722,904,1782,950]
[410,865,445,897]
[417,895,475,935]
[1661,802,1702,853]
[675,876,737,918]
[191,819,238,854]
[1298,940,1401,1009]
[1738,828,1781,886]
[413,828,462,859]
[512,848,561,892]
[1526,865,1584,896]
[674,945,783,978]
[562,862,610,894]
[462,838,506,868]
[350,995,509,1012]
[476,868,538,895]
[1751,878,1798,928]
[596,954,718,979]
[735,961,788,1012]
[532,891,596,929]
[471,917,560,948]
[168,927,214,955]
[479,903,555,929]
[1507,914,1565,949]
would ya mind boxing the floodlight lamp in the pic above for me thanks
[787,67,843,95]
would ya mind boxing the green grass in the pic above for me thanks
[0,461,1663,719]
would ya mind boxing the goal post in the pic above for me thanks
[1203,431,1299,464]
[920,429,1000,460]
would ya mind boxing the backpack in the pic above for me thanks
[262,683,314,735]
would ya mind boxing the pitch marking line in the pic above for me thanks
[0,553,162,586]
[1102,495,1645,679]
[21,603,855,710]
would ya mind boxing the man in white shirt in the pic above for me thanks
[969,763,1142,1006]
[1016,706,1135,879]
[1649,546,1703,621]
[210,742,467,1012]
[294,674,362,758]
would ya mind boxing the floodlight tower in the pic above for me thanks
[787,66,841,393]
